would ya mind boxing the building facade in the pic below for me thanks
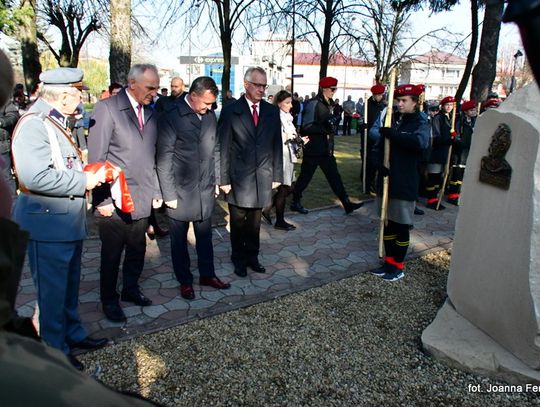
[400,50,470,102]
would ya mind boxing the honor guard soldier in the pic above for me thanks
[425,95,456,210]
[290,76,363,215]
[11,68,109,370]
[447,100,477,205]
[372,84,430,281]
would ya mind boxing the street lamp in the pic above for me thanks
[510,49,523,94]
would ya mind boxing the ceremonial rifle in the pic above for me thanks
[378,69,396,258]
[436,101,457,210]
[362,92,368,194]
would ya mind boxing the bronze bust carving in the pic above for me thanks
[479,123,512,190]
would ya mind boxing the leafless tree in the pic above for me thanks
[155,0,270,102]
[37,0,105,68]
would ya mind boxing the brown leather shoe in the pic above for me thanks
[180,284,195,300]
[200,276,231,289]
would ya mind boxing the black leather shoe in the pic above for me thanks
[121,291,152,306]
[261,210,272,225]
[68,353,84,371]
[290,201,308,214]
[234,265,248,277]
[247,262,266,273]
[103,303,127,323]
[71,336,109,351]
[414,207,425,215]
[344,201,363,214]
[274,221,295,231]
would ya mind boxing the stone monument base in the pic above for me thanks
[422,300,540,384]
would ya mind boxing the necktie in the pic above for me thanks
[137,104,144,131]
[252,104,259,127]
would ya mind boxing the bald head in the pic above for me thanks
[170,77,184,98]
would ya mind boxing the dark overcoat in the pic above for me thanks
[429,112,453,164]
[374,111,430,201]
[88,88,161,220]
[218,96,283,208]
[156,97,217,222]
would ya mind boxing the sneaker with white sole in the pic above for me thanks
[382,269,405,281]
[370,263,391,277]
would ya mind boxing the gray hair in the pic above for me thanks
[40,84,74,102]
[244,66,266,81]
[189,76,219,97]
[127,64,159,82]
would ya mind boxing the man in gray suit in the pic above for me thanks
[88,64,162,323]
[11,68,108,370]
[157,76,230,300]
[218,67,283,277]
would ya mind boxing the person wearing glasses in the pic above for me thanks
[11,68,109,370]
[218,67,283,278]
[290,76,363,215]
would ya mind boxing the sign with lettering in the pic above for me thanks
[179,56,240,65]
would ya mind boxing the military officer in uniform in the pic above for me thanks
[11,68,109,370]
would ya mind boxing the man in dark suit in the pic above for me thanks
[88,64,162,323]
[157,76,231,300]
[154,76,186,113]
[218,66,283,277]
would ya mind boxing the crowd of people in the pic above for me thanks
[0,61,502,372]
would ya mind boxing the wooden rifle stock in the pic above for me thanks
[436,101,457,210]
[362,92,368,194]
[378,69,396,258]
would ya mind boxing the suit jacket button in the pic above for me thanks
[45,209,50,213]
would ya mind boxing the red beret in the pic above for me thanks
[319,76,338,88]
[371,84,385,95]
[394,84,423,98]
[440,96,455,106]
[481,98,500,109]
[461,100,477,111]
[417,84,426,93]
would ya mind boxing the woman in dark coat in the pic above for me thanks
[372,84,430,281]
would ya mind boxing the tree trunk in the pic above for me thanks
[318,0,334,79]
[19,0,42,93]
[455,0,479,103]
[221,30,232,104]
[470,0,504,102]
[109,0,131,84]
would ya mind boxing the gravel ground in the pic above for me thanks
[80,251,540,406]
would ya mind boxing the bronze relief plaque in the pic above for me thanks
[479,123,512,190]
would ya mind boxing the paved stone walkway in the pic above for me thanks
[15,201,457,343]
